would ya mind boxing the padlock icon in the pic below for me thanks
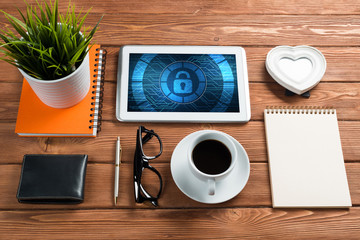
[173,71,193,94]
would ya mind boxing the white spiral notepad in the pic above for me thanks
[264,107,352,208]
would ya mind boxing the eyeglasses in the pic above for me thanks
[133,126,163,207]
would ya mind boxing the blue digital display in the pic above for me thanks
[128,54,239,112]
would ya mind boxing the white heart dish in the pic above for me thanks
[266,46,326,95]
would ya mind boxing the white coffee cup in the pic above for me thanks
[187,130,237,196]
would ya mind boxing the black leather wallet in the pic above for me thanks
[17,154,88,204]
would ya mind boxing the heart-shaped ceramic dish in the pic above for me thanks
[266,46,326,95]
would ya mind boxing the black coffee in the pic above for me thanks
[192,139,231,175]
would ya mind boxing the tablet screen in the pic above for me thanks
[127,53,240,112]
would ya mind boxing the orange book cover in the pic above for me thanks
[15,45,104,137]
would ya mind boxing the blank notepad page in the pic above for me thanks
[264,107,351,208]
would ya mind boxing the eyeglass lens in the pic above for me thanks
[140,129,162,158]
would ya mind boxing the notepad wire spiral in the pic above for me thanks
[89,48,107,132]
[265,106,335,114]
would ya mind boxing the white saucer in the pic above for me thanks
[170,130,250,204]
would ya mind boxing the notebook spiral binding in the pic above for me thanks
[89,47,107,132]
[265,106,336,114]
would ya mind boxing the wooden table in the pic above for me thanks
[1,0,360,239]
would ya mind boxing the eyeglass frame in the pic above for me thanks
[133,126,163,207]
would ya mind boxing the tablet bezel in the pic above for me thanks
[116,45,251,122]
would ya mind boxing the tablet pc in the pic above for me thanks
[116,45,250,122]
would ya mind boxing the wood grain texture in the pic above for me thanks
[1,13,360,46]
[103,47,360,84]
[100,82,360,121]
[0,162,358,209]
[86,14,360,46]
[1,0,360,238]
[1,0,360,15]
[3,47,360,84]
[1,120,360,164]
[2,81,360,121]
[0,163,270,209]
[0,208,359,239]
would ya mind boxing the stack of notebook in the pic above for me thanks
[15,45,106,137]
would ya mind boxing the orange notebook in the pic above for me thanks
[15,45,106,137]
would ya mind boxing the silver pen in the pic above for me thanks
[114,136,121,205]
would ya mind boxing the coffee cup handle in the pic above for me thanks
[208,179,215,195]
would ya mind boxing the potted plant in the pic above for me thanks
[0,0,102,108]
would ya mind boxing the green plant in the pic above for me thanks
[0,0,102,80]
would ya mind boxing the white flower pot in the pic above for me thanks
[18,51,90,108]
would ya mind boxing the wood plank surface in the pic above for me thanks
[0,163,270,209]
[85,15,360,46]
[1,120,360,164]
[102,82,360,121]
[3,47,360,83]
[1,0,360,15]
[2,81,360,121]
[1,208,360,240]
[1,14,360,46]
[102,47,360,84]
[0,162,359,209]
[1,0,360,239]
